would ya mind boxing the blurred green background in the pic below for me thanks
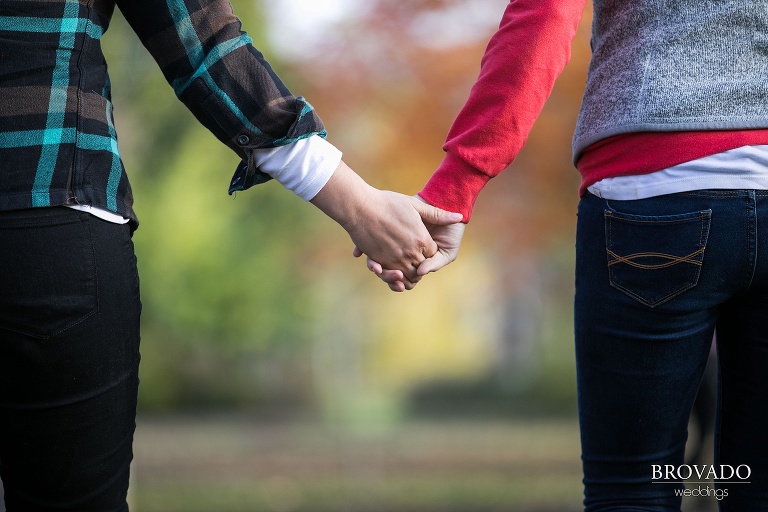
[93,1,713,511]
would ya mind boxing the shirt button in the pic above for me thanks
[237,134,250,146]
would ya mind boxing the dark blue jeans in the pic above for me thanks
[575,191,768,511]
[0,207,141,511]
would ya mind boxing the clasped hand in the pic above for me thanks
[311,160,465,292]
[352,200,465,292]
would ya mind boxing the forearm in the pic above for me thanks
[117,0,326,192]
[310,160,375,231]
[311,161,462,288]
[420,0,587,221]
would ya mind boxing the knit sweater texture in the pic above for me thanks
[574,0,768,156]
[421,0,768,221]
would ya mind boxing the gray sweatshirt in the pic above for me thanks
[573,0,768,158]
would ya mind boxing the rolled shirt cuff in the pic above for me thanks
[250,135,342,200]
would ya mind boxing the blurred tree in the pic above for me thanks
[101,1,332,409]
[288,0,592,245]
[103,1,323,348]
[271,0,593,418]
[98,0,592,414]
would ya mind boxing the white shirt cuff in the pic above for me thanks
[250,136,342,201]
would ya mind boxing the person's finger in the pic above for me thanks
[380,271,417,291]
[377,268,404,283]
[410,196,464,226]
[420,240,438,260]
[418,252,451,276]
[366,258,384,275]
[399,261,425,285]
[352,246,364,258]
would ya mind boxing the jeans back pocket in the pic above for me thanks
[0,209,98,339]
[605,208,712,308]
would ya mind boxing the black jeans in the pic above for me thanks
[0,207,141,511]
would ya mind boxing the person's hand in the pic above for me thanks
[357,208,466,292]
[310,161,462,285]
[417,220,465,274]
[344,190,462,286]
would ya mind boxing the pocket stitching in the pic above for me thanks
[605,209,711,308]
[45,215,100,339]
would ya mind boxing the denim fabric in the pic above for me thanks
[575,191,768,511]
[0,207,141,511]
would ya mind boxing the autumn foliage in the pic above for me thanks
[290,0,594,254]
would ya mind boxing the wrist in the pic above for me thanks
[310,160,375,230]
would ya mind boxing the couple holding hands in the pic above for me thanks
[3,0,768,510]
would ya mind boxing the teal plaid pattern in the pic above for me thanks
[0,0,325,226]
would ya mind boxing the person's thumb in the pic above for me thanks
[417,251,450,276]
[410,196,464,225]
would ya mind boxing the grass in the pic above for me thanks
[130,415,584,512]
[0,413,717,511]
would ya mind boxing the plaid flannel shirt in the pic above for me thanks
[0,0,325,227]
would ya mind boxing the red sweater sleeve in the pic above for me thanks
[419,0,586,221]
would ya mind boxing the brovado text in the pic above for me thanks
[652,464,751,481]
